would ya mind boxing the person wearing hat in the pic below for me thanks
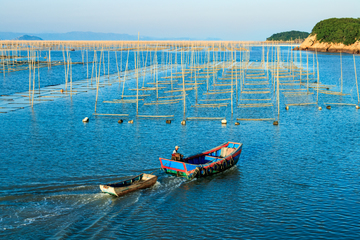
[173,146,180,154]
[171,146,183,161]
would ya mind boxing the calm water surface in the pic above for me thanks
[1,47,360,239]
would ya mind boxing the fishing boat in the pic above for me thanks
[159,142,243,179]
[99,173,157,197]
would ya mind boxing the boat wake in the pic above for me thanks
[0,182,110,234]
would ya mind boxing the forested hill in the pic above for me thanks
[311,18,360,45]
[266,31,309,41]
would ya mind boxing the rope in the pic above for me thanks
[149,168,161,175]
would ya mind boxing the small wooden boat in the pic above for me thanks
[99,173,157,197]
[159,142,243,180]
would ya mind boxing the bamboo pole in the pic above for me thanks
[354,55,359,105]
[28,47,31,99]
[38,50,40,94]
[277,47,280,121]
[115,50,121,84]
[94,49,103,113]
[136,35,139,115]
[108,50,110,81]
[306,50,309,94]
[340,52,343,93]
[316,50,320,105]
[86,49,88,80]
[121,48,130,99]
[231,51,234,115]
[31,51,36,107]
[70,57,73,97]
[142,47,149,88]
[181,47,186,119]
[90,50,96,86]
[299,48,302,85]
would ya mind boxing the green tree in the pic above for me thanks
[311,18,360,45]
[266,31,309,41]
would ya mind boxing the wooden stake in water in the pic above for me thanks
[142,47,149,88]
[48,48,51,69]
[316,50,320,105]
[276,47,280,121]
[306,50,309,94]
[86,49,88,80]
[108,50,110,81]
[340,52,343,93]
[136,35,140,115]
[90,50,96,86]
[121,48,130,99]
[32,51,36,107]
[94,49,103,113]
[181,49,186,119]
[115,51,121,84]
[299,48,302,85]
[231,50,234,115]
[28,47,31,99]
[70,57,73,97]
[266,44,269,79]
[354,54,359,105]
[38,50,40,94]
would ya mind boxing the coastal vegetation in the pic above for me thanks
[266,31,309,41]
[311,18,360,45]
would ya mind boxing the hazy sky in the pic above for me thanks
[0,0,359,40]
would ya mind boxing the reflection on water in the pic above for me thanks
[1,48,360,239]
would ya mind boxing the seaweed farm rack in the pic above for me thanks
[0,40,359,123]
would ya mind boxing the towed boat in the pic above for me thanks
[100,173,157,197]
[159,142,243,180]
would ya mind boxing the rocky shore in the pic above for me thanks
[294,35,360,54]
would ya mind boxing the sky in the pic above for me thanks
[0,0,359,40]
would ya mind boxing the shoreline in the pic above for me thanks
[293,35,360,54]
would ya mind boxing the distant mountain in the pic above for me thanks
[0,31,220,41]
[13,35,43,40]
[38,32,147,41]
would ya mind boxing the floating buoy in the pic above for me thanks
[82,117,89,122]
[235,122,240,125]
[181,120,186,125]
[326,105,331,110]
[285,106,289,110]
[273,121,279,125]
[118,119,123,124]
[128,120,134,124]
[60,89,64,93]
[166,120,171,124]
[221,119,227,124]
[356,105,359,109]
[318,106,322,110]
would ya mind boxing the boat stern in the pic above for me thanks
[159,158,197,179]
[99,184,118,197]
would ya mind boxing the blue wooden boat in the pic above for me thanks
[159,142,243,179]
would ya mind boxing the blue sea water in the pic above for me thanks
[0,46,360,239]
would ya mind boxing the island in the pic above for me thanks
[294,18,360,54]
[266,30,309,42]
[13,35,43,41]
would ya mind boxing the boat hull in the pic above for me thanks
[100,173,158,197]
[160,142,243,179]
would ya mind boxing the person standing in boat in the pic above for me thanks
[172,146,183,161]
